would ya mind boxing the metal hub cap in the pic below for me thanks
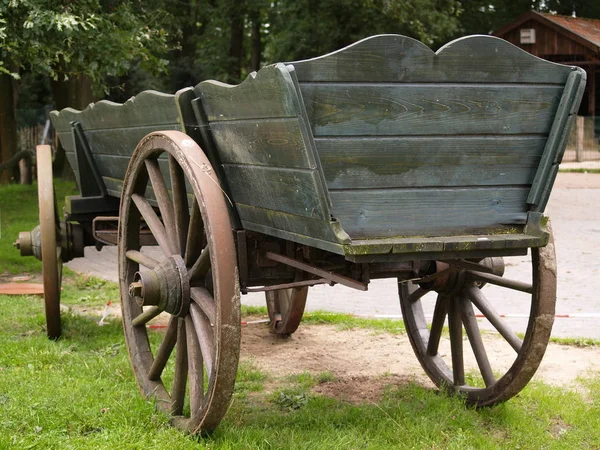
[129,254,190,317]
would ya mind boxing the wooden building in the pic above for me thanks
[494,10,600,117]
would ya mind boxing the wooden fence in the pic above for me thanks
[563,116,600,169]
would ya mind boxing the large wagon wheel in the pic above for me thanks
[37,145,62,339]
[265,287,308,335]
[119,131,240,434]
[399,235,556,406]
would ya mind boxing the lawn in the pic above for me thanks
[2,182,600,449]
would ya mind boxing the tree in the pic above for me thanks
[265,0,462,63]
[0,0,171,182]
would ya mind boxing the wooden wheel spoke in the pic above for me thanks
[148,317,178,381]
[126,249,159,270]
[467,286,522,353]
[188,247,210,282]
[185,315,204,415]
[447,298,465,386]
[169,154,189,257]
[466,270,532,294]
[407,286,428,303]
[145,159,179,254]
[171,319,188,415]
[132,193,176,257]
[132,306,162,327]
[427,295,447,356]
[190,287,216,326]
[185,200,204,268]
[459,294,495,387]
[121,133,241,433]
[189,303,215,377]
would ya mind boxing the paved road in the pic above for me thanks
[67,172,600,339]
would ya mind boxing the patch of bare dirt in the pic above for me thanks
[241,323,600,403]
[69,304,600,404]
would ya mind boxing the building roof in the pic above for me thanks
[494,10,600,55]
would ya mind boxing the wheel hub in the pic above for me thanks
[14,222,84,262]
[129,254,190,317]
[423,257,505,295]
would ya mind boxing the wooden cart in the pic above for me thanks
[16,34,585,433]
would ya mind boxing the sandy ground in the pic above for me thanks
[240,322,600,402]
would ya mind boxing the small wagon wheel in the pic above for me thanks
[265,287,308,336]
[399,233,556,406]
[119,131,240,434]
[37,145,63,339]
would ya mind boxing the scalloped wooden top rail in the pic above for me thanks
[49,34,585,257]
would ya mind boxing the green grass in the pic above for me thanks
[3,177,600,448]
[559,168,600,173]
[0,180,78,274]
[241,305,406,335]
[2,292,600,449]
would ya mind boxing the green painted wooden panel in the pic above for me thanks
[289,35,572,84]
[329,187,529,238]
[195,61,334,238]
[527,68,587,211]
[50,90,182,132]
[301,84,562,136]
[75,124,180,157]
[195,64,301,122]
[222,164,329,220]
[209,118,313,168]
[317,136,545,189]
[236,203,350,245]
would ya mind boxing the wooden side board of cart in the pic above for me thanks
[15,34,585,434]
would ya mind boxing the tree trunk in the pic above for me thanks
[228,0,245,83]
[0,73,19,184]
[50,73,94,178]
[250,16,261,72]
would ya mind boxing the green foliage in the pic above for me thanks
[0,0,171,94]
[264,0,461,63]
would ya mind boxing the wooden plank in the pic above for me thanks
[78,124,181,156]
[345,232,545,259]
[528,68,587,211]
[329,187,529,238]
[235,203,350,244]
[239,219,346,255]
[209,118,313,168]
[300,84,563,136]
[316,136,545,189]
[50,90,181,132]
[195,64,301,122]
[289,34,573,84]
[222,164,329,220]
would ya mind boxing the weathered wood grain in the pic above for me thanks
[50,90,182,132]
[195,62,333,234]
[236,203,350,244]
[317,136,545,189]
[289,34,573,84]
[329,187,529,238]
[222,164,329,220]
[209,118,313,168]
[527,68,587,211]
[301,84,562,136]
[196,64,301,122]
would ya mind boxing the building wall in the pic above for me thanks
[499,19,597,62]
[498,19,599,116]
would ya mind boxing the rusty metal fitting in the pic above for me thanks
[59,222,85,262]
[130,254,190,317]
[15,226,43,260]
